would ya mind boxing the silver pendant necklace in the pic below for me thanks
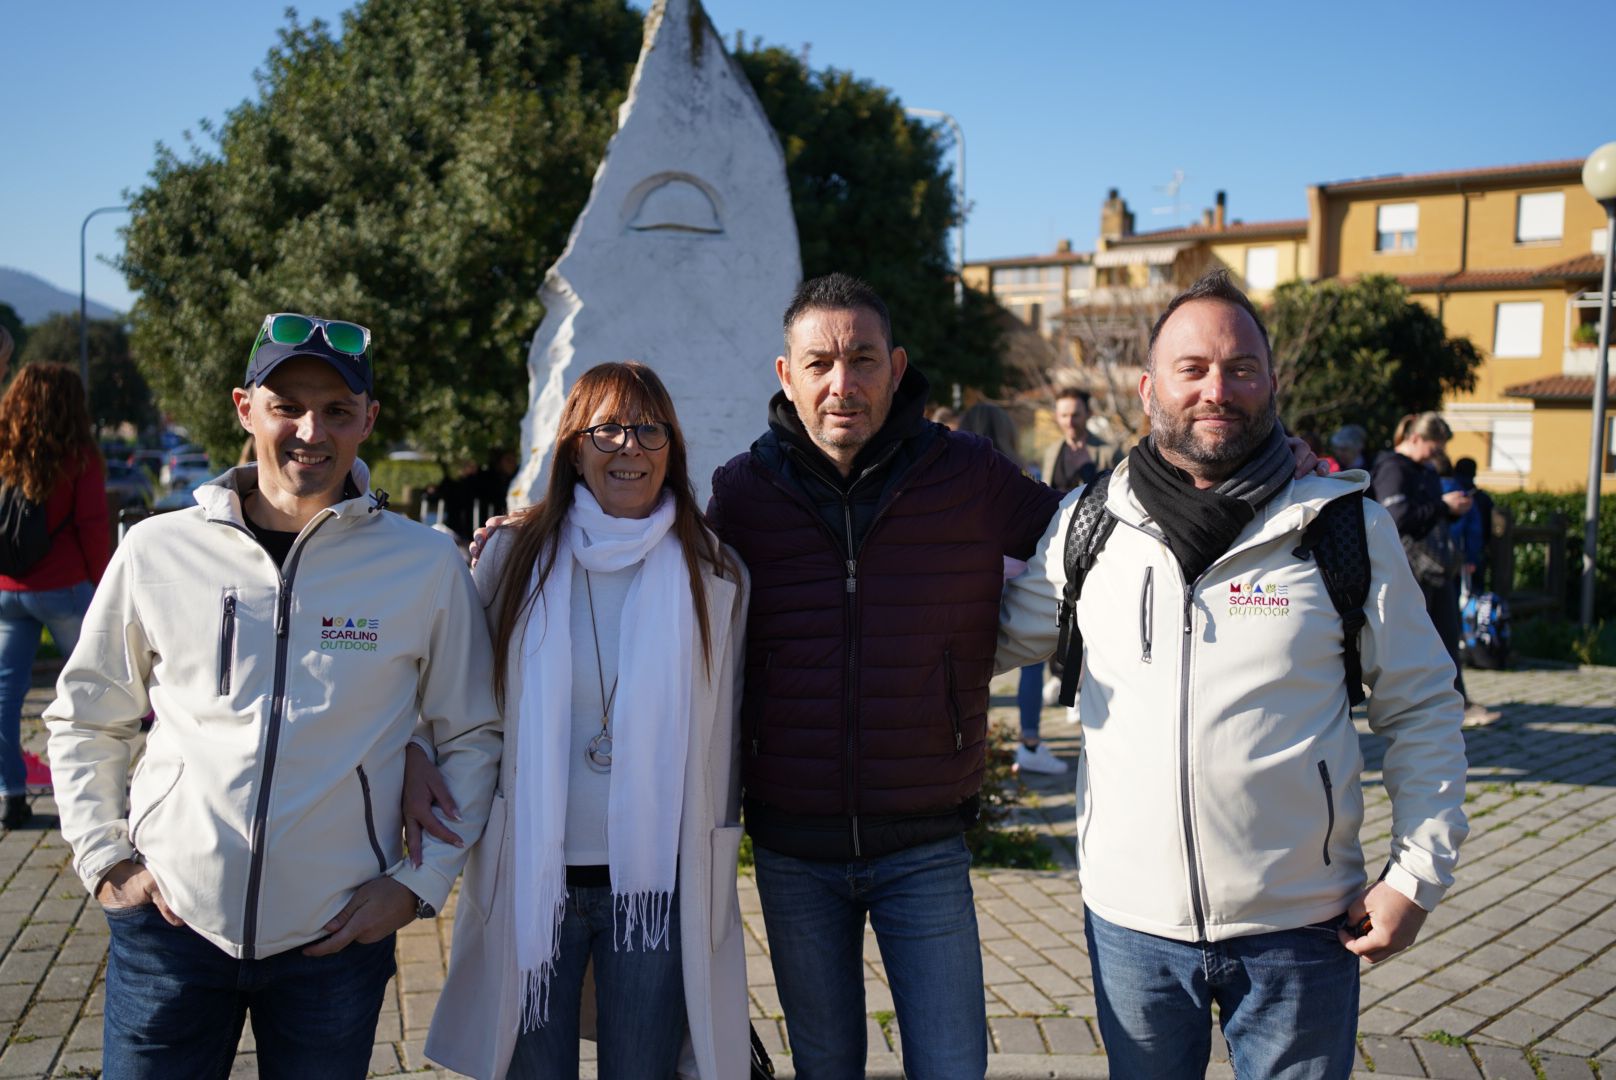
[583,570,618,772]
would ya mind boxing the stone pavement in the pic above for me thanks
[1,664,1613,1078]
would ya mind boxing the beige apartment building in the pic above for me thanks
[1308,159,1610,491]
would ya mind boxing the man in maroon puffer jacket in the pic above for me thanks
[708,274,1059,1078]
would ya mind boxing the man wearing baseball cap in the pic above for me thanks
[47,313,502,1078]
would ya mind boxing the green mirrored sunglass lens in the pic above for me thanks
[324,322,367,355]
[269,315,315,345]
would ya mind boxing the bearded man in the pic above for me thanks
[998,270,1468,1079]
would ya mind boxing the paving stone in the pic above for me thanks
[1478,1008,1561,1044]
[0,1035,63,1078]
[1551,1011,1616,1051]
[1470,1042,1536,1079]
[1534,1051,1596,1079]
[17,998,81,1039]
[1040,1016,1098,1055]
[1416,1038,1482,1079]
[989,1016,1044,1053]
[1361,1034,1424,1076]
[51,1048,102,1078]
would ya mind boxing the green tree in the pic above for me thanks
[122,2,996,466]
[16,314,157,436]
[735,42,1002,397]
[0,303,24,386]
[121,0,644,464]
[1267,275,1481,451]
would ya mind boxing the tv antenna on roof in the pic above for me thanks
[1151,169,1187,221]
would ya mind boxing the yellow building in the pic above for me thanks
[1093,189,1308,305]
[962,241,1092,360]
[1307,159,1610,492]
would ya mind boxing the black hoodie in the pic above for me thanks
[756,365,938,555]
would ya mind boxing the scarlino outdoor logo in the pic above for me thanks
[320,616,382,652]
[1226,580,1290,617]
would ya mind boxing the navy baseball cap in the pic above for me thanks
[244,313,373,395]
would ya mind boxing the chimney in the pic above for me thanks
[1214,190,1227,230]
[1201,208,1214,227]
[1100,188,1134,244]
[1056,238,1072,254]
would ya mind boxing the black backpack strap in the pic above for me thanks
[1053,471,1117,708]
[1294,492,1371,707]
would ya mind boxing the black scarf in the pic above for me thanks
[1127,424,1294,582]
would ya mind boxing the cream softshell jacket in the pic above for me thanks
[998,465,1469,943]
[424,527,751,1080]
[45,464,502,959]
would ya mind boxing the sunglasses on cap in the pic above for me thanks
[252,313,371,358]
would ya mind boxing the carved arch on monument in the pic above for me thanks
[622,172,725,235]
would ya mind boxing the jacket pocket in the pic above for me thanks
[709,825,743,949]
[217,591,238,696]
[129,758,184,851]
[942,649,963,751]
[472,791,507,925]
[1317,761,1335,867]
[356,765,387,874]
[1139,567,1154,663]
[745,652,772,756]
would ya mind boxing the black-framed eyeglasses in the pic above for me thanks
[580,422,671,453]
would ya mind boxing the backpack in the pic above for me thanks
[1051,473,1371,708]
[0,484,68,578]
[1461,591,1511,670]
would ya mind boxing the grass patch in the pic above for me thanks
[1422,1029,1467,1047]
[967,727,1058,870]
[1512,616,1616,667]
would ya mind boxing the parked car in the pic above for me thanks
[161,451,213,490]
[103,460,153,510]
[127,448,167,481]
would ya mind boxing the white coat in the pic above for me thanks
[425,526,749,1079]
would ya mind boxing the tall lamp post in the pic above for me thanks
[905,107,966,305]
[79,204,131,388]
[1580,142,1616,629]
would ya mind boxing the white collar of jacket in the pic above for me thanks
[1104,458,1371,554]
[194,459,382,530]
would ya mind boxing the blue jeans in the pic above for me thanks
[754,834,987,1080]
[507,883,686,1079]
[102,903,395,1080]
[1085,909,1359,1080]
[1017,661,1044,742]
[0,583,93,796]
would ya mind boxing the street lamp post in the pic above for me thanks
[80,204,131,388]
[1580,142,1616,629]
[905,107,966,305]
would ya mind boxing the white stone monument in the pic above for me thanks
[510,0,801,508]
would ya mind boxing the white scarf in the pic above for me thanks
[514,484,694,1029]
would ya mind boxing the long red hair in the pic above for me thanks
[0,363,97,501]
[490,362,734,708]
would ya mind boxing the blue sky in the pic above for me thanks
[4,1,1606,316]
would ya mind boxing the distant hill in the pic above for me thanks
[0,267,121,325]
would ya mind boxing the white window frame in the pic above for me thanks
[1244,246,1279,290]
[1376,203,1418,252]
[1488,417,1533,475]
[1493,301,1543,358]
[1516,192,1565,243]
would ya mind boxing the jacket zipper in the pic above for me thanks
[231,511,334,959]
[356,764,388,874]
[1178,583,1208,940]
[1317,761,1335,866]
[942,649,964,750]
[750,652,772,756]
[217,592,238,696]
[757,441,932,860]
[1139,568,1154,663]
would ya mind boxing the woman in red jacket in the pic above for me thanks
[0,364,109,829]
